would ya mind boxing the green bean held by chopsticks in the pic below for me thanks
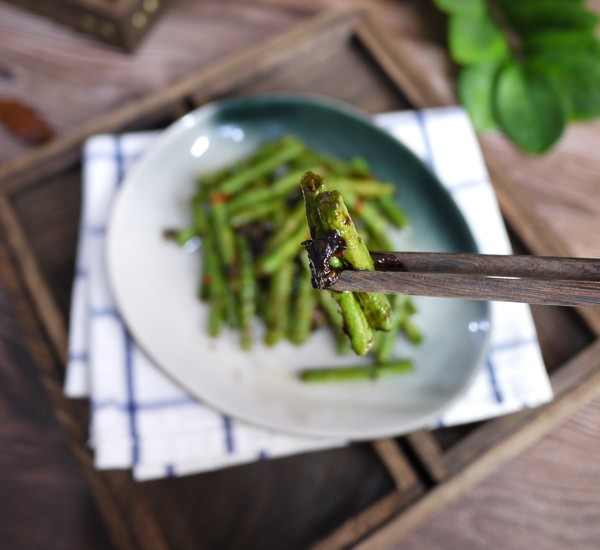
[300,170,327,240]
[345,194,395,251]
[301,171,375,354]
[317,290,351,355]
[299,171,342,269]
[333,291,373,355]
[316,190,393,332]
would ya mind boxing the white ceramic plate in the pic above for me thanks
[107,94,490,439]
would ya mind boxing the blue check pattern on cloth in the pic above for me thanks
[65,108,553,481]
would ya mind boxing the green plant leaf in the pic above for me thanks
[441,0,600,153]
[496,0,585,8]
[529,53,600,120]
[449,11,510,64]
[458,62,502,131]
[523,29,597,54]
[502,2,598,32]
[434,0,484,15]
[494,62,566,153]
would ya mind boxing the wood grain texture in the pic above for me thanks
[0,194,68,364]
[405,431,448,482]
[371,439,418,490]
[482,131,600,335]
[369,251,600,281]
[357,340,600,549]
[441,304,597,475]
[1,192,173,549]
[0,231,121,550]
[331,270,600,308]
[0,0,445,163]
[0,0,301,162]
[9,166,82,314]
[481,125,600,261]
[0,296,111,550]
[399,394,600,550]
[0,7,365,195]
[312,486,421,550]
[134,444,399,550]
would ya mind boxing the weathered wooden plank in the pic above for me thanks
[356,339,600,549]
[0,203,169,550]
[311,486,421,550]
[371,439,418,490]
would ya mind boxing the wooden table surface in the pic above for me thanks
[1,1,599,548]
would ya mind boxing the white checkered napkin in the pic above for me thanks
[374,109,552,426]
[65,108,553,481]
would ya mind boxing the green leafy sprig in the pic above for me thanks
[435,0,600,153]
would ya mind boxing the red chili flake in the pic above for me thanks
[210,192,229,205]
[353,197,365,215]
[0,97,54,144]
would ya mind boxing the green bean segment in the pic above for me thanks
[300,360,414,382]
[317,191,393,332]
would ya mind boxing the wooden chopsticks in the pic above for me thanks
[328,252,600,307]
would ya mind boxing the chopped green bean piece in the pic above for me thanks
[237,235,256,350]
[265,202,306,253]
[258,224,309,276]
[214,137,305,196]
[376,195,410,228]
[299,359,413,382]
[264,261,295,346]
[204,236,226,337]
[328,178,395,198]
[227,168,309,214]
[210,197,236,266]
[230,200,282,227]
[289,257,318,345]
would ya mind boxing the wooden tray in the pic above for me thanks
[1,0,167,51]
[1,6,599,549]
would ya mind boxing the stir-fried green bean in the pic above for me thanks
[172,135,421,381]
[299,360,413,382]
[316,191,393,332]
